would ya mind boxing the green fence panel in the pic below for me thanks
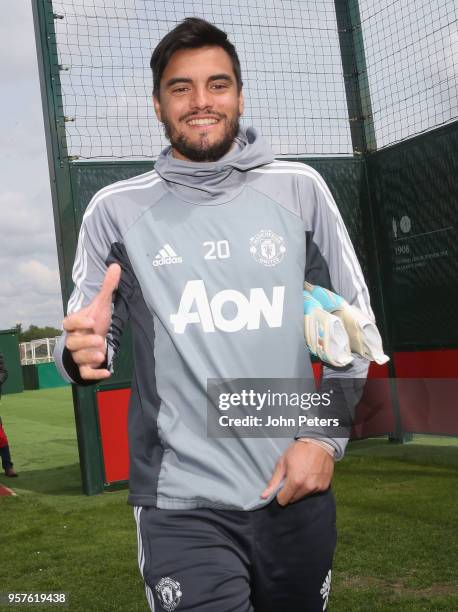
[367,122,458,350]
[0,329,24,395]
[37,362,69,389]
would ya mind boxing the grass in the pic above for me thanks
[1,388,457,611]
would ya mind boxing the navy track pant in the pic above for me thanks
[134,489,336,612]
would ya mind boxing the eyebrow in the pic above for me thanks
[165,74,234,88]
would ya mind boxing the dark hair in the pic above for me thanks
[150,17,243,98]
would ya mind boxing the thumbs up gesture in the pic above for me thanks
[63,264,122,380]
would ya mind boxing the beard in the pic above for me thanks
[162,113,240,162]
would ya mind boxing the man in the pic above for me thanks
[55,18,371,611]
[0,352,18,478]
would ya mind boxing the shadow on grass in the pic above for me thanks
[0,463,83,496]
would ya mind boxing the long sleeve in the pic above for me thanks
[297,169,371,459]
[53,194,128,385]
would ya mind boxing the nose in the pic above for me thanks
[189,85,212,110]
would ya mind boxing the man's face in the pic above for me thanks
[153,46,244,162]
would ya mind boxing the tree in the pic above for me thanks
[17,324,61,342]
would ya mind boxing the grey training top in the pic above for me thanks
[55,126,370,510]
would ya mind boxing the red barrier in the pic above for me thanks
[394,350,458,434]
[97,388,131,484]
[393,349,458,378]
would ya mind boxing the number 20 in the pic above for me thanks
[203,240,230,260]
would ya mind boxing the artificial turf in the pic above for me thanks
[0,388,457,611]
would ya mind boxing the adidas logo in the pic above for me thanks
[153,244,183,267]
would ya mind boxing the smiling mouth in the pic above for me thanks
[186,117,220,127]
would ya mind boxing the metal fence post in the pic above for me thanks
[334,0,407,443]
[32,0,107,492]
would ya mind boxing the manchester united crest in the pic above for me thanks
[250,229,286,267]
[155,577,182,611]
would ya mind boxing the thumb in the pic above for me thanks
[261,458,286,499]
[84,264,121,336]
[96,263,122,304]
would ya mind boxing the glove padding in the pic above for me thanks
[304,282,389,366]
[303,292,353,367]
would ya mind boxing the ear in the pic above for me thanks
[238,90,244,116]
[153,95,162,122]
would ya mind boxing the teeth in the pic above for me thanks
[188,119,218,126]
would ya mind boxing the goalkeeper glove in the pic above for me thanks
[304,282,389,365]
[303,291,353,366]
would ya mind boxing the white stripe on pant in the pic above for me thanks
[134,506,155,611]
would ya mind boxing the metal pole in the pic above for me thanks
[32,0,106,492]
[334,0,407,442]
[334,0,377,154]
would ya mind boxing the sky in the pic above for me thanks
[1,0,456,332]
[1,1,62,330]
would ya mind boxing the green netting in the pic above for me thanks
[358,0,457,149]
[50,0,354,158]
[46,0,458,159]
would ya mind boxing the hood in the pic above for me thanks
[153,126,274,205]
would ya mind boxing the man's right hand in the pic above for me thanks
[63,263,122,380]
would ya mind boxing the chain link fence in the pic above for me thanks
[51,0,353,158]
